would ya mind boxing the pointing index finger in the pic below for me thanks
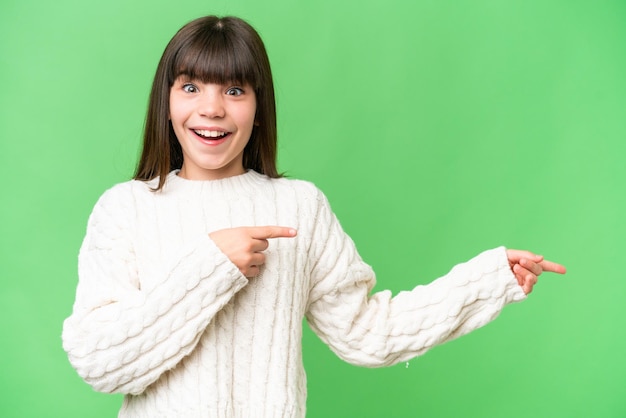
[249,226,297,239]
[539,259,567,274]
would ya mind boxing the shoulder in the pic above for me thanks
[86,178,159,226]
[95,178,154,208]
[275,176,321,196]
[261,174,330,208]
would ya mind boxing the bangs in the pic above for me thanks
[169,26,260,87]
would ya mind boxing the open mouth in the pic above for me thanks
[192,129,231,140]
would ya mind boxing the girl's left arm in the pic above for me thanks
[304,190,563,367]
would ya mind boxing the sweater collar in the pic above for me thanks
[159,169,269,194]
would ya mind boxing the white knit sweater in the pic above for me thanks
[62,170,526,418]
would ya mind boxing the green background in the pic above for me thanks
[1,0,625,417]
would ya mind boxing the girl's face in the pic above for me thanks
[169,77,257,180]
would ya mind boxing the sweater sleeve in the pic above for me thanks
[304,190,527,367]
[62,185,249,395]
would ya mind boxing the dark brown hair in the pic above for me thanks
[134,16,280,190]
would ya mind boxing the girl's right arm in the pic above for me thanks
[62,185,249,395]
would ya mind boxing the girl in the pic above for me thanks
[62,15,566,418]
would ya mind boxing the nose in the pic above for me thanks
[199,90,225,118]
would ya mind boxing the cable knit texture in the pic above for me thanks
[62,170,526,417]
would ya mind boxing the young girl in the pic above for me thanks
[62,15,566,418]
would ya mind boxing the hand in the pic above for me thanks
[209,226,297,278]
[506,249,567,294]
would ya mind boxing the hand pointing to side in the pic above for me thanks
[209,226,297,278]
[506,249,567,294]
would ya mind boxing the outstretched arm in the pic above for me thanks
[304,188,565,368]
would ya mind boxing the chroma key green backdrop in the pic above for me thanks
[1,0,625,417]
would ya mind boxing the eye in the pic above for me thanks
[182,83,199,93]
[226,87,244,96]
